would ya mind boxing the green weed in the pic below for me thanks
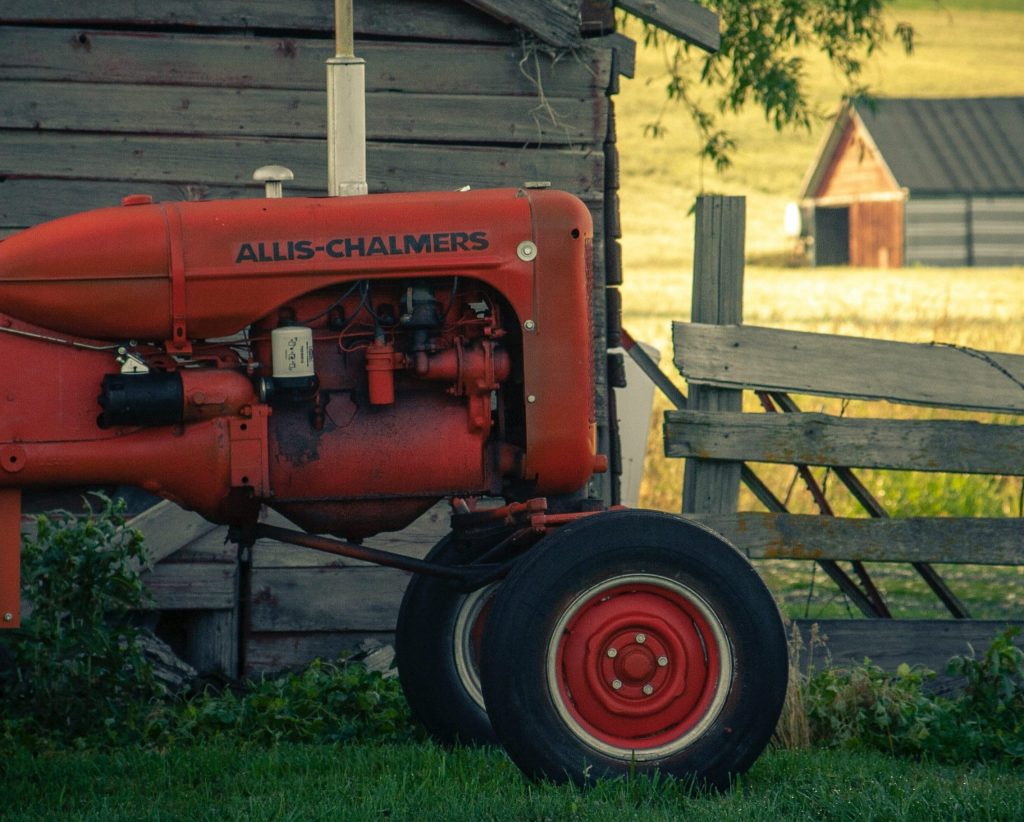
[0,497,161,746]
[805,628,1024,763]
[160,660,419,747]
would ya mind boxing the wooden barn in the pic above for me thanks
[0,1,719,677]
[800,96,1024,268]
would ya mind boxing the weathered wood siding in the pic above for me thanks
[813,118,899,201]
[2,1,629,674]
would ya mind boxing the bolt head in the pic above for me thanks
[527,395,537,404]
[657,656,669,667]
[3,612,12,622]
[606,647,618,658]
[635,633,646,644]
[611,679,623,690]
[523,319,536,331]
[642,684,654,696]
[517,240,538,262]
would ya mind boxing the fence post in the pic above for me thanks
[681,195,745,515]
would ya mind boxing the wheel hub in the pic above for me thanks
[549,575,732,757]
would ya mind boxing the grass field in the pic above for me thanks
[5,742,1023,821]
[614,1,1024,619]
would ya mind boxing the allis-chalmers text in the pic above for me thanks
[235,231,490,264]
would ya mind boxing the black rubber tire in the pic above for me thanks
[479,509,788,788]
[395,535,499,746]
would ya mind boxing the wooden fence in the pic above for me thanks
[662,195,1024,675]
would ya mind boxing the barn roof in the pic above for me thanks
[802,96,1024,199]
[466,0,720,51]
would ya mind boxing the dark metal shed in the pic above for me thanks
[800,97,1024,267]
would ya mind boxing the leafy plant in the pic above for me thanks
[161,659,420,746]
[806,659,940,756]
[942,628,1024,762]
[801,627,1024,764]
[0,495,162,745]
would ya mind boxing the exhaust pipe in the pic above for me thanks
[327,0,368,197]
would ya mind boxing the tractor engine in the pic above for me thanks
[0,187,601,539]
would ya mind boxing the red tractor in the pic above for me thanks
[0,184,787,786]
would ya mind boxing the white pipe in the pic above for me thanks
[327,0,367,196]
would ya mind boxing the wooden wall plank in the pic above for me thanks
[250,567,411,632]
[0,1,513,43]
[0,135,604,222]
[1,81,606,146]
[0,28,612,96]
[692,512,1024,565]
[245,631,395,675]
[185,603,239,677]
[145,562,238,610]
[674,323,1024,414]
[791,619,1024,685]
[665,410,1024,475]
[0,178,309,228]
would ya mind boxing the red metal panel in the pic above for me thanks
[0,187,598,541]
[0,489,21,629]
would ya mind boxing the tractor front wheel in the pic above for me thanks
[480,509,788,788]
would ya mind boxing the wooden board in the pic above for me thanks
[665,410,1024,475]
[682,197,745,515]
[250,566,412,632]
[0,1,513,43]
[791,619,1024,688]
[184,608,238,678]
[1,81,607,147]
[0,133,604,198]
[0,28,612,96]
[674,323,1024,414]
[129,500,221,567]
[464,0,582,46]
[615,0,720,53]
[691,512,1024,565]
[245,631,395,675]
[144,561,238,610]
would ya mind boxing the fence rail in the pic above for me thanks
[674,323,1024,413]
[666,409,1024,474]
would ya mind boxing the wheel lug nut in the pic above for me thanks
[606,647,618,658]
[635,633,646,644]
[658,656,668,667]
[611,679,623,690]
[643,684,654,696]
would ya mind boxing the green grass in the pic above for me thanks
[615,2,1024,619]
[4,742,1023,820]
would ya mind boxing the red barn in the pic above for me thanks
[800,97,1024,267]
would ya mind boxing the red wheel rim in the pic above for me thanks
[548,574,732,758]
